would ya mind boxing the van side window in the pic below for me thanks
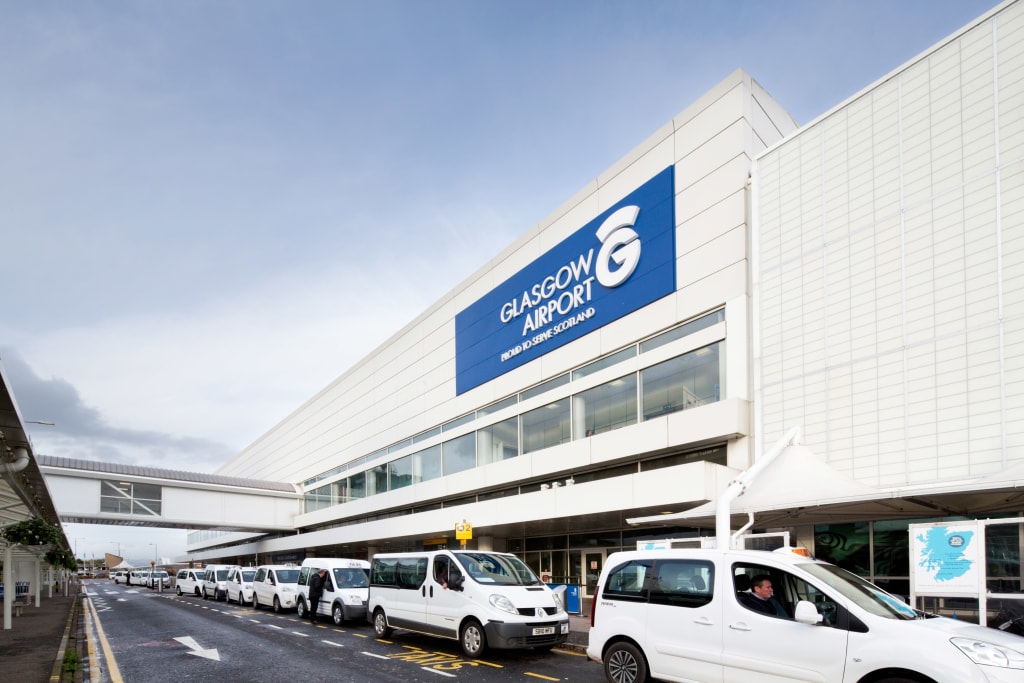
[398,558,427,589]
[649,560,714,608]
[732,562,840,625]
[372,559,398,586]
[602,560,653,600]
[298,567,311,587]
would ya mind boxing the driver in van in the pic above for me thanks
[435,561,449,589]
[738,575,789,618]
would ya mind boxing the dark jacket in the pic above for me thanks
[309,571,326,600]
[738,591,788,617]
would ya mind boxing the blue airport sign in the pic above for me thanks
[455,166,676,394]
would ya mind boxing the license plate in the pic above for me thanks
[532,626,555,636]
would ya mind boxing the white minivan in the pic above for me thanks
[587,547,1024,683]
[295,558,370,624]
[251,564,301,612]
[175,568,204,597]
[369,550,569,658]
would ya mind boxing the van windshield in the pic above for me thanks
[800,563,920,620]
[454,553,542,586]
[333,568,369,589]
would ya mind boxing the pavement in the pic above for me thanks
[0,582,589,682]
[0,588,79,683]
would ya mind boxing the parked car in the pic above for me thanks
[251,565,301,612]
[225,566,256,604]
[175,568,204,597]
[111,570,129,584]
[201,564,235,601]
[146,569,170,589]
[587,547,1024,683]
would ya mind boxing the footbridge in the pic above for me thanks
[37,455,301,532]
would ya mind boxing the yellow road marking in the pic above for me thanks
[84,597,124,683]
[525,673,560,681]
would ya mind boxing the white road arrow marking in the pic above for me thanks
[173,636,221,661]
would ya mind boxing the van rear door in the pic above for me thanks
[643,558,724,682]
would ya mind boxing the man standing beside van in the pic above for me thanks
[308,568,326,624]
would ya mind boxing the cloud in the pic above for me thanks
[2,349,234,472]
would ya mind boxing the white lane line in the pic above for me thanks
[291,631,310,637]
[422,668,456,678]
[266,624,283,630]
[362,652,389,660]
[322,640,344,647]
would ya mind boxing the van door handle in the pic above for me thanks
[729,622,752,631]
[693,617,714,626]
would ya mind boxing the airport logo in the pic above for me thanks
[455,166,675,395]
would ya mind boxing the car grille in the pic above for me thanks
[516,606,558,616]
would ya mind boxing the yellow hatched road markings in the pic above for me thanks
[524,673,560,681]
[84,596,124,683]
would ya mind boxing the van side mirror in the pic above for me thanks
[448,575,465,592]
[794,600,824,624]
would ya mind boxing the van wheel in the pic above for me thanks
[252,595,260,610]
[604,642,648,683]
[332,604,344,626]
[273,596,282,613]
[373,609,392,638]
[460,619,486,658]
[296,599,307,618]
[194,587,201,597]
[202,587,209,600]
[176,586,183,596]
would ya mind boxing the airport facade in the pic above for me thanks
[188,1,1024,605]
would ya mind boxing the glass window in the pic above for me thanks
[649,560,715,608]
[443,433,476,475]
[641,342,722,420]
[366,463,388,496]
[389,455,414,491]
[574,374,637,437]
[100,480,162,516]
[642,446,727,470]
[987,522,1022,593]
[442,413,475,432]
[814,522,871,576]
[413,426,441,443]
[873,519,918,580]
[388,438,412,454]
[415,444,442,483]
[521,397,571,454]
[603,559,654,599]
[348,471,366,500]
[332,478,349,505]
[572,347,636,380]
[477,416,519,465]
[640,308,725,353]
[479,395,517,416]
[520,373,569,401]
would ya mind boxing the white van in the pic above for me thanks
[201,564,235,601]
[368,550,569,658]
[251,564,301,612]
[225,566,257,605]
[175,568,203,596]
[295,558,370,624]
[587,547,1024,683]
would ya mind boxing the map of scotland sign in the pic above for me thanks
[910,521,981,596]
[455,166,676,395]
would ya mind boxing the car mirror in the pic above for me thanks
[794,600,824,624]
[449,575,465,592]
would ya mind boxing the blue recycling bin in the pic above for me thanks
[546,582,582,614]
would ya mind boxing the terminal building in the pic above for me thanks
[184,0,1023,604]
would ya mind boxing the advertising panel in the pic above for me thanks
[909,521,981,596]
[455,166,676,394]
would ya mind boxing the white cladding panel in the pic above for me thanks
[217,68,797,493]
[755,0,1024,487]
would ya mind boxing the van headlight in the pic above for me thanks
[952,637,1024,669]
[489,594,519,616]
[551,592,566,614]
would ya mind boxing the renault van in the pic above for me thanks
[368,550,569,658]
[225,566,257,604]
[587,548,1024,683]
[295,558,370,624]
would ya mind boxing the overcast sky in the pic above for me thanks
[1,0,1000,564]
